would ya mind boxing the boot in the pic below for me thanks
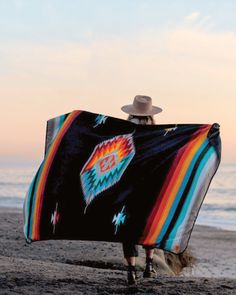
[143,258,157,278]
[127,265,137,285]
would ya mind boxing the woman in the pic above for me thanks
[121,95,163,285]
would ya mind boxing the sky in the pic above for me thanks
[0,0,235,165]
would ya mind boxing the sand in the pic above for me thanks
[0,208,235,294]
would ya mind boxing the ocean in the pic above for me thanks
[0,163,235,231]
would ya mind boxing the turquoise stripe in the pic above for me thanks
[23,173,37,239]
[165,147,215,251]
[57,114,66,137]
[59,114,66,127]
[25,114,67,240]
[156,139,209,244]
[47,115,66,151]
[28,162,45,239]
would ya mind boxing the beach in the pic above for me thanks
[0,208,235,294]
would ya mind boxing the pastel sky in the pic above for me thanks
[0,0,235,165]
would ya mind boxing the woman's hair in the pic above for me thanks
[127,115,155,125]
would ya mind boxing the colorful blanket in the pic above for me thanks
[23,110,221,254]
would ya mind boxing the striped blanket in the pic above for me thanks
[23,110,221,254]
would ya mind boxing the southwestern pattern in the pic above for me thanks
[80,133,135,212]
[23,110,221,254]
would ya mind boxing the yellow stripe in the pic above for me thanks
[148,128,210,244]
[32,111,81,240]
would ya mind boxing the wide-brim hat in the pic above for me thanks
[121,95,162,116]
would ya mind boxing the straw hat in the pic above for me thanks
[121,95,162,116]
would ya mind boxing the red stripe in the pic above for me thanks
[32,111,82,240]
[140,125,210,244]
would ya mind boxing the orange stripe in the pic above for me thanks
[139,147,184,243]
[32,111,81,240]
[141,131,201,244]
[148,131,208,243]
[145,126,210,244]
[142,125,211,244]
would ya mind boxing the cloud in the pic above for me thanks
[184,11,213,30]
[184,11,201,23]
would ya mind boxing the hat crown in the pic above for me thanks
[121,95,162,116]
[133,95,152,114]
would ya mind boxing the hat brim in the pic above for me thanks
[121,105,162,116]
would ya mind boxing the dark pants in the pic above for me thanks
[122,242,155,258]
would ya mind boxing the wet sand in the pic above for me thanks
[0,208,235,294]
